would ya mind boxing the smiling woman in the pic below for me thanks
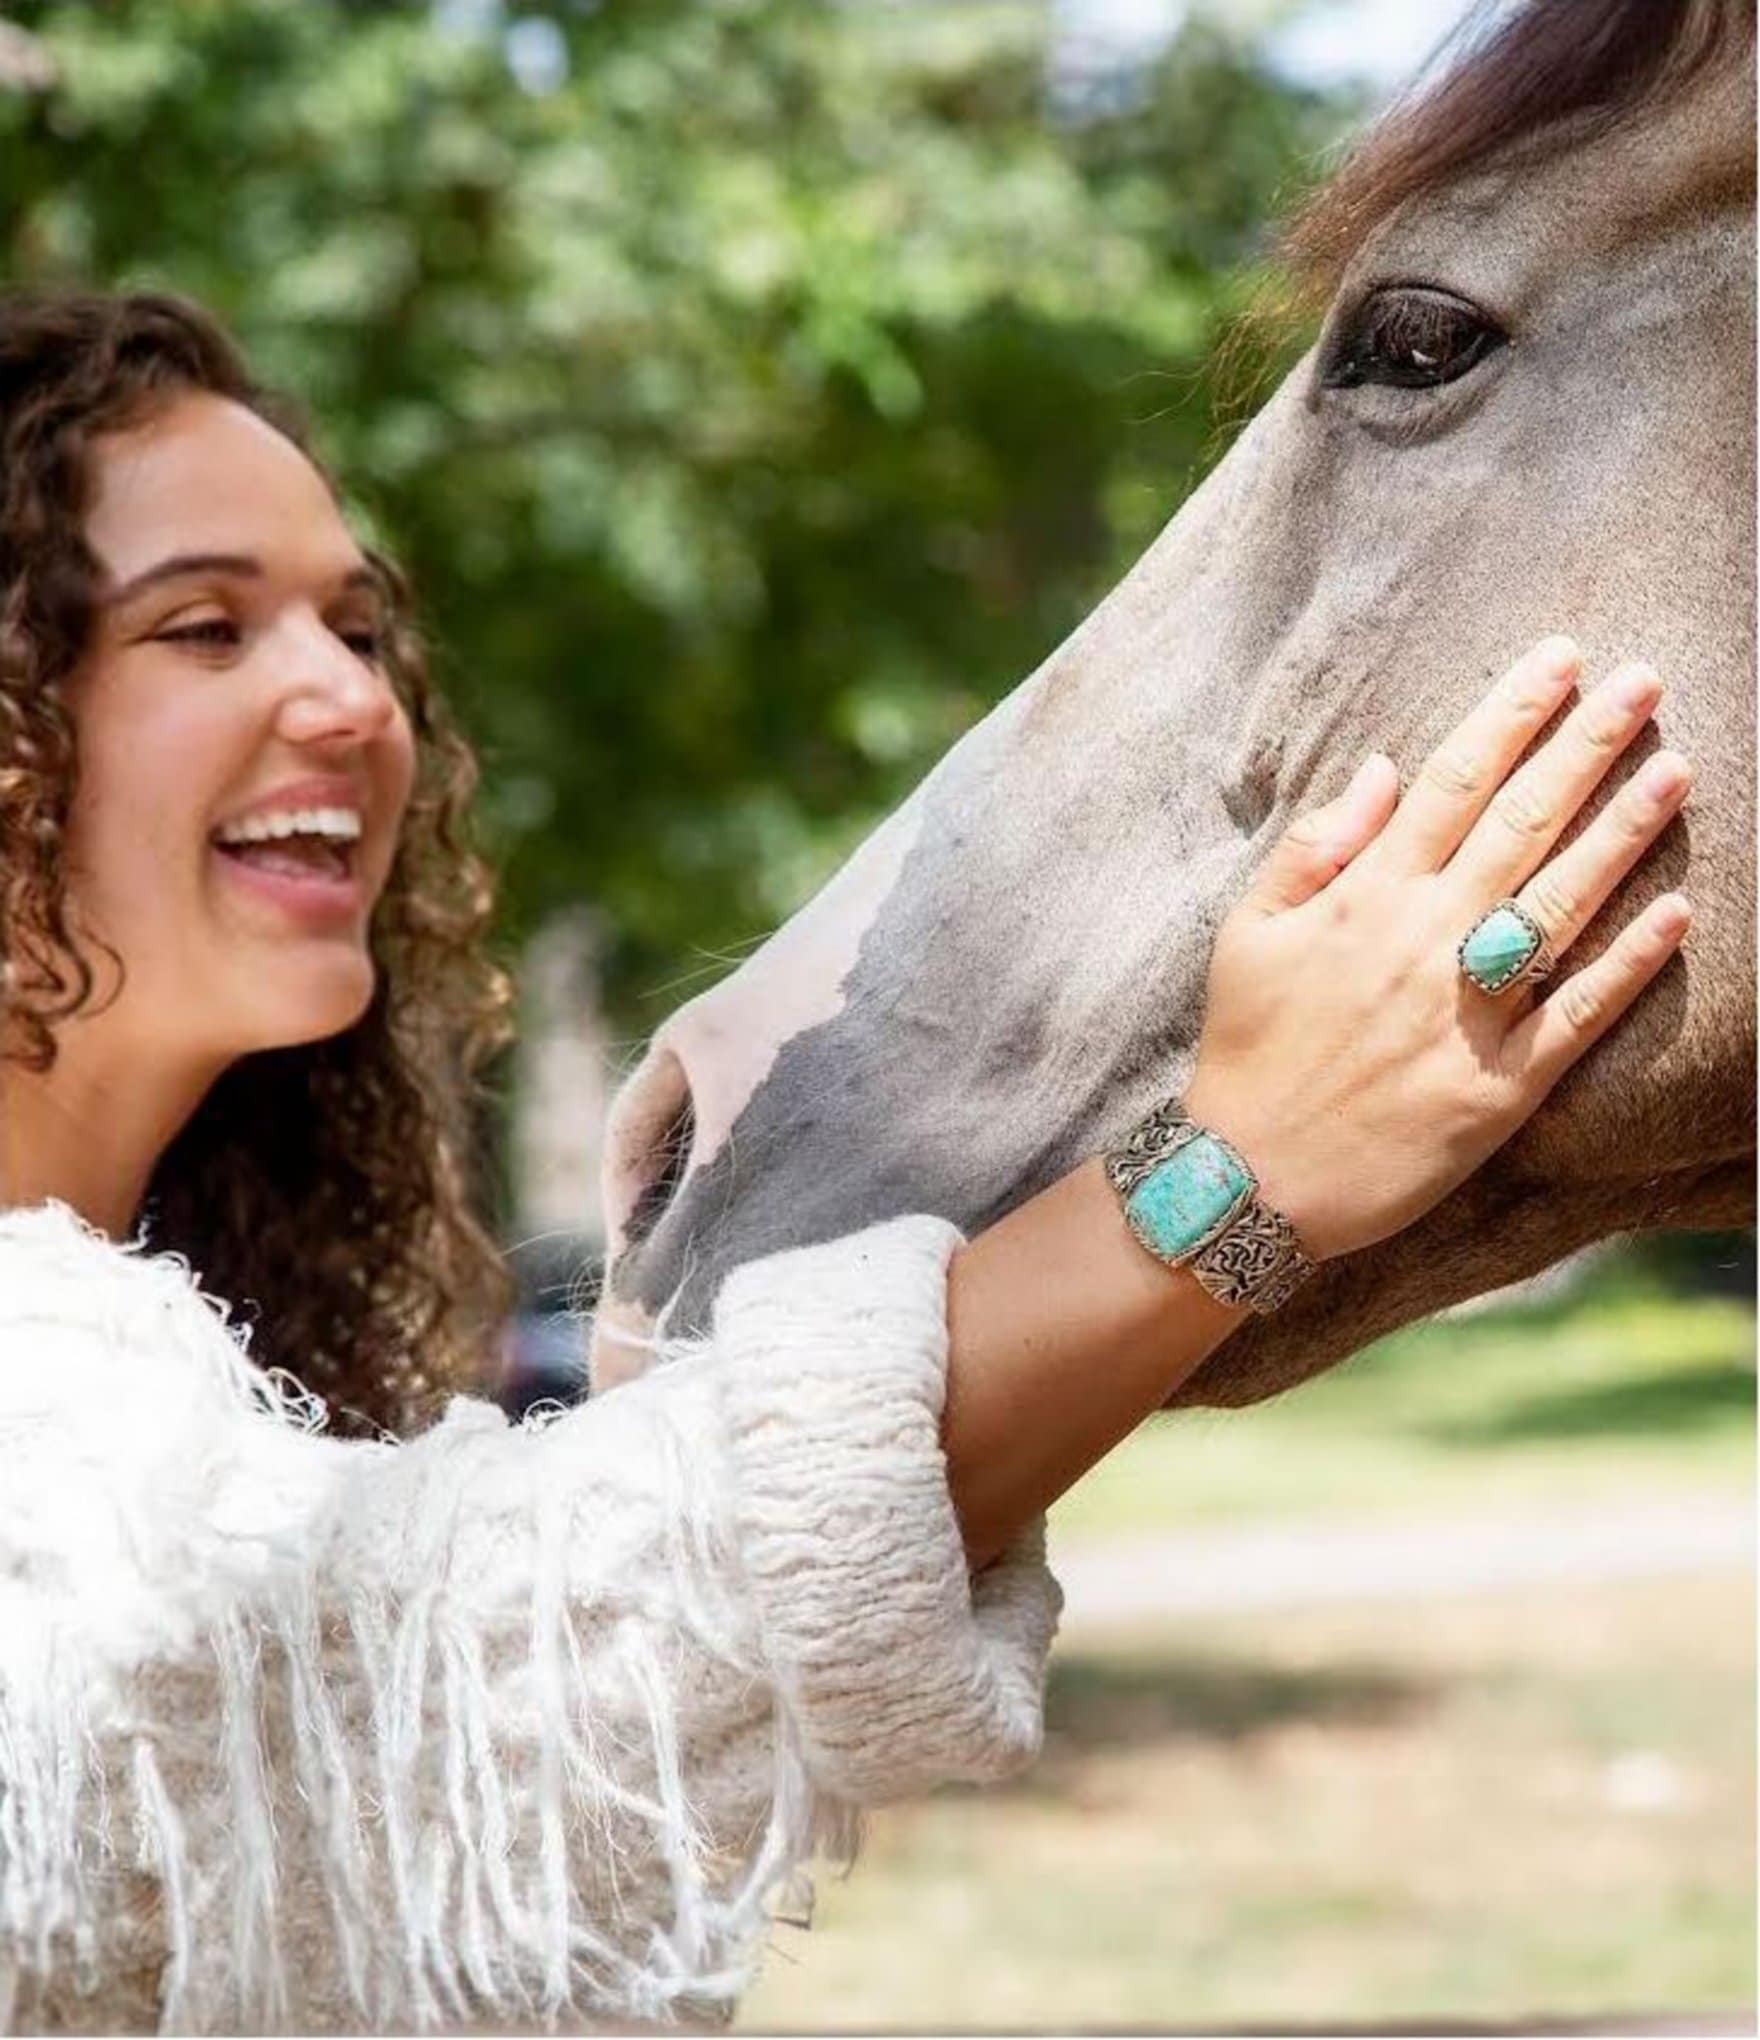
[0,291,512,1433]
[82,417,410,1044]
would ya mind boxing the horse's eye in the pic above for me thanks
[1325,286,1507,391]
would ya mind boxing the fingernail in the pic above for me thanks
[1533,634,1581,677]
[1655,893,1693,937]
[1639,752,1691,803]
[1344,753,1383,798]
[1611,663,1661,711]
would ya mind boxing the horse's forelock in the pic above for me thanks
[1285,0,1753,293]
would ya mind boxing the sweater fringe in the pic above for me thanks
[0,1202,852,2033]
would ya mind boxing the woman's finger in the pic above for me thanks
[1497,749,1692,977]
[1502,892,1691,1093]
[1365,635,1582,875]
[1445,662,1664,901]
[1239,751,1400,915]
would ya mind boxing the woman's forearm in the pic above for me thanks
[943,1157,1243,1568]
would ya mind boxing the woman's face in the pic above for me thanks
[64,391,416,1069]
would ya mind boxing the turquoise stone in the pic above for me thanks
[1124,1134,1250,1259]
[1461,904,1539,990]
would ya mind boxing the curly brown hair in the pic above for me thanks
[0,288,515,1434]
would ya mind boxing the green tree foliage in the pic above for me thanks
[0,0,1351,1025]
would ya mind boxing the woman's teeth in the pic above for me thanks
[212,806,361,882]
[212,806,363,846]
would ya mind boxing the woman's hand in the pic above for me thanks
[1182,634,1692,1265]
[945,633,1691,1567]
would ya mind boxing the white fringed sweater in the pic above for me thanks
[0,1201,1061,2034]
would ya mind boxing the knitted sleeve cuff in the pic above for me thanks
[712,1214,1062,1806]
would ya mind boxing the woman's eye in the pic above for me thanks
[159,618,240,648]
[156,617,383,658]
[1325,287,1507,391]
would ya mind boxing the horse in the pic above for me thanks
[592,0,1756,1411]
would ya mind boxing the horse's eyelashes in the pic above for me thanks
[1326,286,1507,393]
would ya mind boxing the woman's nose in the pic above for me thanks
[277,621,402,744]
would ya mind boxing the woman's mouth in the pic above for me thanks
[210,832,364,924]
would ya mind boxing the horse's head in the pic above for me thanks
[596,0,1755,1405]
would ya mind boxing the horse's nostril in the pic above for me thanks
[604,1048,698,1253]
[626,1094,695,1250]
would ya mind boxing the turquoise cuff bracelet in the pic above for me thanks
[1103,1097,1316,1314]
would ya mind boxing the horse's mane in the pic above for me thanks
[1288,0,1755,288]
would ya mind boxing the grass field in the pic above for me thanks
[741,1577,1754,2032]
[737,1250,1755,2034]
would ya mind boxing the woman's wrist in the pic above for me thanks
[943,1158,1247,1570]
[1177,1074,1340,1266]
[1102,1091,1322,1312]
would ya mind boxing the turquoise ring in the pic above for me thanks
[1458,897,1556,996]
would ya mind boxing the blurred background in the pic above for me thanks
[7,0,1752,2027]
